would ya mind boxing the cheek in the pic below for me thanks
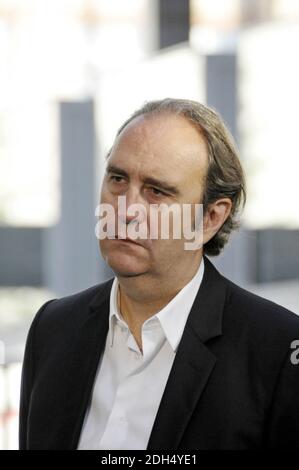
[99,188,119,223]
[152,237,185,257]
[100,184,113,204]
[155,209,185,240]
[98,238,108,259]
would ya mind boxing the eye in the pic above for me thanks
[109,175,125,183]
[149,187,166,197]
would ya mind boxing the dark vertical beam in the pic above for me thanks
[158,0,190,49]
[257,229,299,283]
[43,100,112,297]
[0,227,42,286]
[205,54,256,285]
[206,54,238,142]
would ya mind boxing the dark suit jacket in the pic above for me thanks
[19,256,299,450]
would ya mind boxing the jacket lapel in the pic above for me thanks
[147,256,227,450]
[57,278,114,449]
[57,256,227,450]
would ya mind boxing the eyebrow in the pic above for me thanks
[106,164,180,196]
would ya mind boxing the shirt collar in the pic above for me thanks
[108,258,205,352]
[108,279,124,348]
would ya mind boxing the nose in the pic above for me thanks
[117,187,148,232]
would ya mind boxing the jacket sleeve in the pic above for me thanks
[265,342,299,449]
[19,300,55,450]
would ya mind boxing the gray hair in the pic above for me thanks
[109,98,246,256]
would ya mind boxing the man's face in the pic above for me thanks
[99,113,208,281]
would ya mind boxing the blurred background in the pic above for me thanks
[1,0,299,450]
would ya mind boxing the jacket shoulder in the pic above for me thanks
[32,277,114,331]
[224,277,299,339]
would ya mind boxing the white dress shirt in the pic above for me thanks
[78,258,205,450]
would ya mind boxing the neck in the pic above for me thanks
[117,255,203,329]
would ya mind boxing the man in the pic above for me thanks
[19,98,299,450]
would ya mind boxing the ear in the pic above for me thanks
[202,198,232,244]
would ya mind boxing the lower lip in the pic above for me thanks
[113,239,143,247]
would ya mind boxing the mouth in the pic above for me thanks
[113,236,145,247]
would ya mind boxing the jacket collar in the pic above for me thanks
[60,255,227,449]
[89,255,226,343]
[147,255,227,449]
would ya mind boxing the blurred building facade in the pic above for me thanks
[1,0,299,449]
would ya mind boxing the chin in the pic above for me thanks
[104,251,148,277]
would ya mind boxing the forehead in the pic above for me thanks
[108,113,208,179]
